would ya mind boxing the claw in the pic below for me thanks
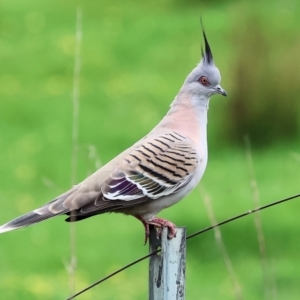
[135,215,177,244]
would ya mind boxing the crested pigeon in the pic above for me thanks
[0,27,226,243]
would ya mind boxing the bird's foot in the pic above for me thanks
[136,216,177,245]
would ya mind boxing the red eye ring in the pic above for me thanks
[199,76,209,86]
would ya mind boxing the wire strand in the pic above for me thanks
[66,250,159,300]
[186,193,300,240]
[66,192,300,300]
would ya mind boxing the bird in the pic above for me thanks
[0,27,226,244]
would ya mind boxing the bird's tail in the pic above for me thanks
[0,210,59,233]
[0,188,77,234]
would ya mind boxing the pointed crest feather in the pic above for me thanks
[200,19,214,65]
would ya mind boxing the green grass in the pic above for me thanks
[0,0,300,299]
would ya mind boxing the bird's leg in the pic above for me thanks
[135,215,177,245]
[135,215,152,245]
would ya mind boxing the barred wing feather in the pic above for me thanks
[101,132,198,202]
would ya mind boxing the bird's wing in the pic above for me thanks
[75,132,199,216]
[102,132,198,200]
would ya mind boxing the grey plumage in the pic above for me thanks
[0,26,226,240]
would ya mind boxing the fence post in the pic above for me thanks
[149,226,186,300]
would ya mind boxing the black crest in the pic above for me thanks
[200,21,214,65]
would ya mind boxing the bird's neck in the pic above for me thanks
[155,92,209,148]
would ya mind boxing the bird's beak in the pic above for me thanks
[215,85,227,96]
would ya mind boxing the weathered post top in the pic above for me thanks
[149,226,186,300]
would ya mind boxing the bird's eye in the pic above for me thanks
[198,76,210,86]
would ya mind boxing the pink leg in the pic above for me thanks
[135,216,177,245]
[135,216,151,245]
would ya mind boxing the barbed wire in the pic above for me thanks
[66,192,300,300]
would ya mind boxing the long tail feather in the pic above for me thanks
[0,187,78,234]
[0,210,59,233]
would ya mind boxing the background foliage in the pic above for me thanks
[0,0,299,299]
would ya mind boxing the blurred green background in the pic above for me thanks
[0,0,300,299]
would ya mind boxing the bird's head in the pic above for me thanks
[182,27,227,101]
